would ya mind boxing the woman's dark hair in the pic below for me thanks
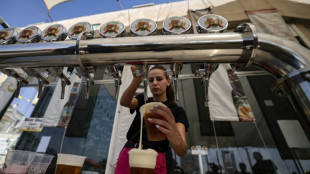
[149,65,177,107]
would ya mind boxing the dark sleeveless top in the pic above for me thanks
[126,94,189,152]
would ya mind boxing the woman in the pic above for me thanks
[115,65,189,174]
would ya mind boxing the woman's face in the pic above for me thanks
[148,68,171,97]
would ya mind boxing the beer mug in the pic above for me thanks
[55,153,86,174]
[129,148,158,174]
[140,102,167,141]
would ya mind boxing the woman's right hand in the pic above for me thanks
[131,65,142,83]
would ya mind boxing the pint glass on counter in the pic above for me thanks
[129,148,158,174]
[140,102,167,141]
[55,153,86,174]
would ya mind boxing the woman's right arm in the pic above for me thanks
[120,66,142,109]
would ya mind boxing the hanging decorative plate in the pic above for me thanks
[163,16,191,35]
[68,22,94,40]
[42,24,67,42]
[17,26,42,43]
[0,28,18,45]
[99,21,126,38]
[130,18,157,36]
[197,14,228,33]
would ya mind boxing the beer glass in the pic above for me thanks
[129,148,158,174]
[55,153,86,174]
[140,102,167,141]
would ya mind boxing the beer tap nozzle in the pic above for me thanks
[61,79,66,99]
[142,64,148,103]
[14,79,23,98]
[201,63,219,107]
[107,65,122,100]
[170,63,182,101]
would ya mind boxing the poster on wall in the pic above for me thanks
[227,70,255,122]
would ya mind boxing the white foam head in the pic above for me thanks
[128,148,158,169]
[139,102,167,117]
[56,153,86,167]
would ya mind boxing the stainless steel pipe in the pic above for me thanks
[0,33,244,68]
[0,32,309,120]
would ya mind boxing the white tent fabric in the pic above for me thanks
[42,70,80,127]
[43,0,72,11]
[106,66,136,173]
[0,74,16,113]
[208,64,239,121]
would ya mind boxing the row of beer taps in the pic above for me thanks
[0,63,219,106]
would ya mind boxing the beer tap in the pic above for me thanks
[47,67,72,99]
[0,69,29,98]
[75,67,95,99]
[197,63,219,107]
[66,67,75,79]
[142,64,148,103]
[107,65,122,100]
[22,68,49,98]
[133,64,148,103]
[170,63,182,101]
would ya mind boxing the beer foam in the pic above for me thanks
[56,154,86,167]
[129,148,158,169]
[140,102,167,117]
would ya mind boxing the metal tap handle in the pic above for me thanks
[47,67,71,86]
[114,78,121,100]
[86,79,91,99]
[202,63,219,106]
[174,78,179,101]
[14,79,22,98]
[142,64,148,103]
[38,79,44,98]
[61,79,66,99]
[171,63,182,101]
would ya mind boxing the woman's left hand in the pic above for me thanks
[147,105,183,147]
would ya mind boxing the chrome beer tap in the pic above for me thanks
[107,65,122,100]
[0,69,29,98]
[197,63,219,107]
[75,67,95,99]
[142,64,148,103]
[133,64,148,103]
[22,68,49,98]
[170,63,182,101]
[47,67,72,99]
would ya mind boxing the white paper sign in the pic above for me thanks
[19,118,43,132]
[191,145,208,155]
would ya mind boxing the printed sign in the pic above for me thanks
[191,145,208,155]
[20,118,43,132]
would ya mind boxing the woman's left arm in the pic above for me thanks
[148,105,188,156]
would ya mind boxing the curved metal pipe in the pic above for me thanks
[0,32,309,120]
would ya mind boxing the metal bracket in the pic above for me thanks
[75,31,95,99]
[232,23,259,71]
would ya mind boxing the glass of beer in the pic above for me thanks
[55,153,86,174]
[129,148,158,174]
[140,102,167,141]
